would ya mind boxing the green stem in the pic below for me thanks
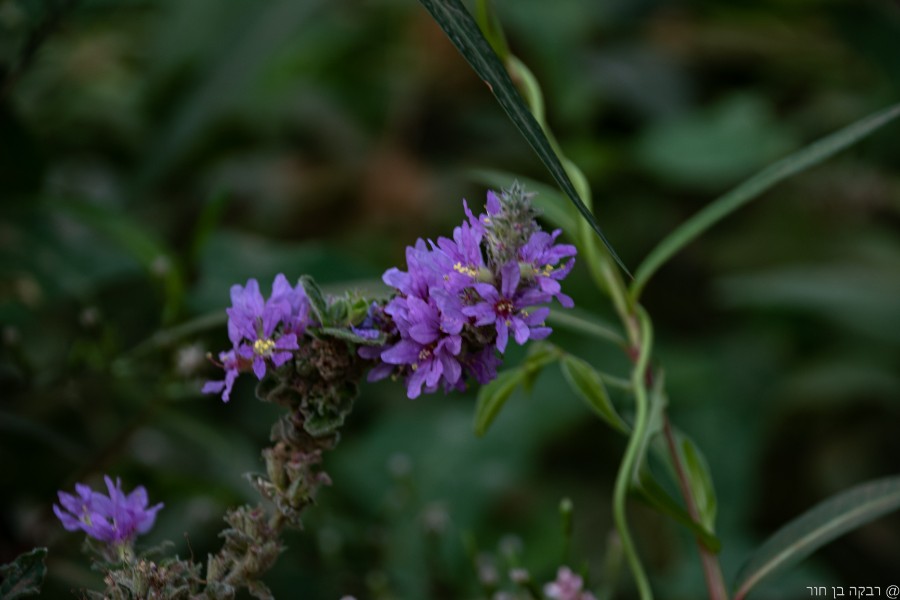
[507,49,654,598]
[612,307,654,600]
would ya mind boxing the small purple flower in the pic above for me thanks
[434,217,486,292]
[205,275,304,401]
[463,261,551,352]
[519,229,577,308]
[381,296,464,398]
[54,476,163,546]
[543,566,596,600]
[202,350,240,402]
[271,273,311,333]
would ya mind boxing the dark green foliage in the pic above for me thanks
[0,548,47,600]
[3,0,900,597]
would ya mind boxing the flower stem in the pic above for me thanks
[662,417,729,600]
[612,307,654,600]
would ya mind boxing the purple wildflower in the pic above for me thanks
[271,273,311,333]
[381,295,464,398]
[54,476,163,546]
[205,274,306,401]
[543,567,596,600]
[227,278,299,380]
[463,261,552,352]
[434,218,487,292]
[201,350,240,403]
[519,229,577,308]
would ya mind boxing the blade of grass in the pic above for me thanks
[631,102,900,300]
[417,0,629,275]
[734,475,900,600]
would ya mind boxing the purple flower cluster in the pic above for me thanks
[54,476,163,545]
[204,274,310,402]
[370,186,576,398]
[543,566,597,600]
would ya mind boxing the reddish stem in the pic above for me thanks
[662,416,729,600]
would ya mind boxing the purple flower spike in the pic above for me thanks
[54,476,163,546]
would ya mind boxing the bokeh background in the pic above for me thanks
[2,0,900,598]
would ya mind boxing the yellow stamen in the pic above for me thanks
[453,262,478,277]
[253,338,276,357]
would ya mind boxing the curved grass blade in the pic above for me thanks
[632,102,900,300]
[417,0,629,275]
[733,475,900,600]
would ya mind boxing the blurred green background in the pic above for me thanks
[2,0,900,598]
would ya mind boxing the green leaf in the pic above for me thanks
[417,0,629,275]
[520,342,560,392]
[0,547,48,599]
[733,475,900,600]
[631,102,900,300]
[473,368,525,437]
[474,0,509,62]
[559,355,628,433]
[680,435,718,532]
[299,275,328,325]
[318,326,386,346]
[634,468,720,552]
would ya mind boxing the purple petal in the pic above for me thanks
[53,504,82,532]
[495,320,509,353]
[511,317,531,345]
[409,323,438,344]
[486,190,501,215]
[252,356,267,380]
[275,333,298,351]
[500,261,520,298]
[271,351,293,367]
[381,340,421,365]
[529,326,552,340]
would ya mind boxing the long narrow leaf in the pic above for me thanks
[417,0,628,274]
[733,475,900,599]
[632,103,900,299]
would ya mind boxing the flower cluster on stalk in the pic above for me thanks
[370,184,576,398]
[54,476,163,546]
[203,275,310,402]
[202,185,575,403]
